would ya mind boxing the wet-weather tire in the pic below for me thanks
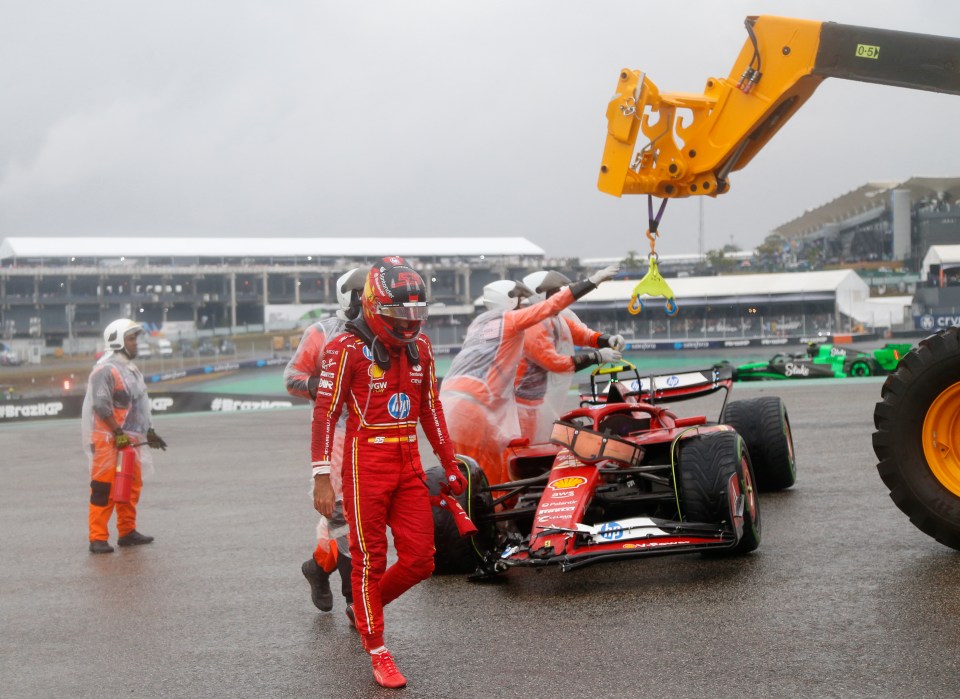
[873,327,960,550]
[678,432,761,555]
[426,456,496,574]
[848,360,873,377]
[722,396,797,491]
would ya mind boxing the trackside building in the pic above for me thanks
[0,235,901,355]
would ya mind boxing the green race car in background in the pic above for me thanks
[733,342,912,381]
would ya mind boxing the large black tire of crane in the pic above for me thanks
[722,396,797,491]
[677,432,761,555]
[425,457,496,575]
[873,326,960,550]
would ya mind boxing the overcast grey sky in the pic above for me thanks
[2,1,960,260]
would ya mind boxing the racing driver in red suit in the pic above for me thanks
[310,256,466,690]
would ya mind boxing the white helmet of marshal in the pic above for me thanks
[335,267,367,321]
[103,318,143,351]
[480,280,535,312]
[521,270,572,301]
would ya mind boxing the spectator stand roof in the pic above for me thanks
[774,177,960,239]
[0,236,545,262]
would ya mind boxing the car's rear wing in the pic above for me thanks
[581,362,734,406]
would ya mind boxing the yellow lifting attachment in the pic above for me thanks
[628,254,678,316]
[627,196,678,316]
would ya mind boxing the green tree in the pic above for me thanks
[756,233,787,258]
[706,248,738,273]
[623,250,643,269]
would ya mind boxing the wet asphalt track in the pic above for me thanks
[3,378,960,699]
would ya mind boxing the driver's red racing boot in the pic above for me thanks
[370,649,406,689]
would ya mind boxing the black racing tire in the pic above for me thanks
[678,432,761,555]
[426,456,496,575]
[722,396,797,492]
[848,359,873,377]
[873,327,960,549]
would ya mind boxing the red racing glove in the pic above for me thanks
[443,461,468,496]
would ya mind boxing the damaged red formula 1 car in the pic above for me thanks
[427,362,796,578]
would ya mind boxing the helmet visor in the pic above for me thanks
[378,302,429,321]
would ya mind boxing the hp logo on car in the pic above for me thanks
[598,522,624,540]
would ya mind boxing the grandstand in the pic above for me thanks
[0,235,909,357]
[774,177,960,269]
[0,236,547,350]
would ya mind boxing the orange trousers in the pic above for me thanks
[313,539,339,571]
[88,445,143,541]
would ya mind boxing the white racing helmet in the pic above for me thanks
[521,270,572,301]
[335,267,367,321]
[103,318,143,351]
[481,280,535,311]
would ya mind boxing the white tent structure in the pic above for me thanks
[578,269,911,328]
[921,244,960,279]
[579,269,869,315]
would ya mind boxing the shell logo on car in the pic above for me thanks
[548,476,587,490]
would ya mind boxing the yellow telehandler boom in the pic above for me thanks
[599,16,960,199]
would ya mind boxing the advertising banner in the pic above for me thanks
[1,391,296,423]
[915,313,960,331]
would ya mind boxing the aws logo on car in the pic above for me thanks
[548,475,587,490]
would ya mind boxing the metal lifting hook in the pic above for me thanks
[627,197,679,316]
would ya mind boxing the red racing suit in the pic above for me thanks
[439,287,582,485]
[311,330,456,652]
[515,310,603,442]
[284,317,350,576]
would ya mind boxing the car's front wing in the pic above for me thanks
[498,516,738,572]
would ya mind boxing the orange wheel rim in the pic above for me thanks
[924,381,960,496]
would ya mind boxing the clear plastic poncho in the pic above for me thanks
[515,308,579,442]
[80,351,154,479]
[440,309,525,455]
